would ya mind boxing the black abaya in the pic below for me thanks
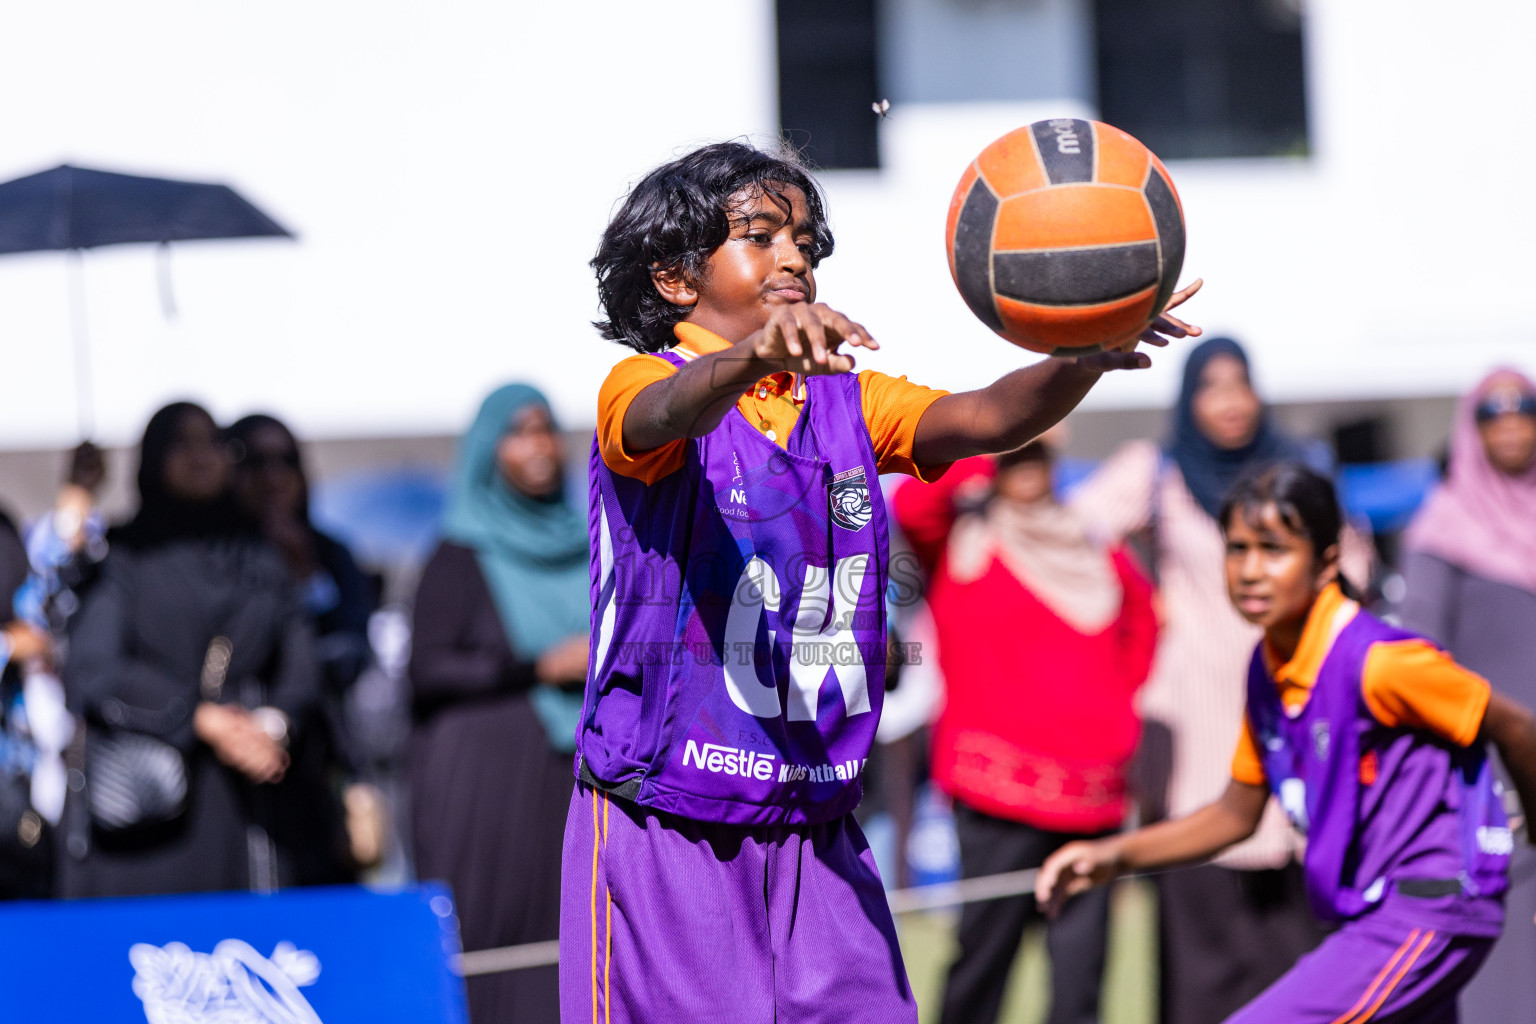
[60,537,335,896]
[409,541,571,1024]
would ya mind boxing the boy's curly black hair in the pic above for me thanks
[592,141,835,353]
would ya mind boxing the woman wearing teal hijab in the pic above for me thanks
[410,384,588,1024]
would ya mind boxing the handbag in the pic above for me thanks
[84,728,187,831]
[84,636,231,832]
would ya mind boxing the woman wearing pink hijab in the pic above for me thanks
[1400,367,1536,1023]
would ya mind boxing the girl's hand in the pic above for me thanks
[1072,278,1204,373]
[1034,838,1125,917]
[750,302,879,376]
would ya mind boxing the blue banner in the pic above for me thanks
[0,884,469,1023]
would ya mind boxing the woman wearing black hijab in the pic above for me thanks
[228,414,375,701]
[60,402,326,897]
[1165,337,1310,519]
[229,413,377,877]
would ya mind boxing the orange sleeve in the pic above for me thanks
[1362,639,1491,747]
[1230,717,1268,787]
[857,370,952,481]
[596,353,687,483]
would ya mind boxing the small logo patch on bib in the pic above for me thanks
[829,467,872,531]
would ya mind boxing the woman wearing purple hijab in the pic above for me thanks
[1400,367,1536,1022]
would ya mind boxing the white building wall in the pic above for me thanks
[0,0,1529,448]
[0,0,781,447]
[829,0,1536,411]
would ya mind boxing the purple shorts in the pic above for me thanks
[1227,911,1492,1024]
[559,784,917,1024]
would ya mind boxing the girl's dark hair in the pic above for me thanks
[1219,461,1363,601]
[591,141,834,353]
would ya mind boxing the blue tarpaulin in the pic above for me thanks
[1056,457,1440,533]
[312,468,449,567]
[311,455,1444,573]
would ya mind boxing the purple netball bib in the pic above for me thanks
[578,361,889,826]
[1245,609,1508,935]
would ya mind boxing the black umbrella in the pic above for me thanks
[0,164,295,435]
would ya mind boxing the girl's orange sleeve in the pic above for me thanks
[1361,639,1491,747]
[1230,718,1268,786]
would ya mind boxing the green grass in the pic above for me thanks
[896,879,1157,1024]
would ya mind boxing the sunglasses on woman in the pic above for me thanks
[229,442,301,471]
[1473,392,1536,423]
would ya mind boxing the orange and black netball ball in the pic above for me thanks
[945,119,1186,355]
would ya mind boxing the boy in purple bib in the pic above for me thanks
[1039,463,1536,1023]
[560,141,1203,1023]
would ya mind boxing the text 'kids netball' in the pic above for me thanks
[1037,463,1536,1024]
[559,140,1202,1024]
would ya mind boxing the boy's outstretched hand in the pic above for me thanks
[621,300,880,452]
[909,275,1204,464]
[1034,838,1124,918]
[1070,278,1204,373]
[751,301,879,376]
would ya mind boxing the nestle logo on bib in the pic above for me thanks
[682,740,776,781]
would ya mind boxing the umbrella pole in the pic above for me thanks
[156,241,177,319]
[66,249,95,439]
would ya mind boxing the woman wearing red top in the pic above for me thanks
[895,439,1157,1024]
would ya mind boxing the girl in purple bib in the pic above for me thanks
[1038,463,1536,1023]
[559,141,1204,1024]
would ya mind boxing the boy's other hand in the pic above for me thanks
[536,634,591,686]
[1034,838,1124,918]
[751,302,879,376]
[1070,278,1203,373]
